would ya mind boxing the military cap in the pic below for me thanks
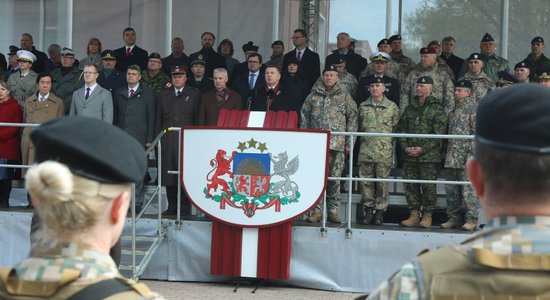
[377,39,390,47]
[271,40,284,47]
[242,41,259,52]
[388,35,402,43]
[171,65,187,75]
[476,83,550,154]
[350,38,357,46]
[416,76,434,85]
[326,55,346,66]
[419,47,437,54]
[148,52,162,60]
[323,64,338,73]
[514,61,531,70]
[531,36,544,44]
[16,50,36,63]
[369,51,390,62]
[366,76,384,85]
[60,47,75,57]
[8,45,19,56]
[496,71,517,85]
[467,53,483,61]
[538,70,550,81]
[31,116,147,183]
[101,50,117,60]
[455,80,473,89]
[427,40,440,47]
[481,33,494,42]
[190,54,206,67]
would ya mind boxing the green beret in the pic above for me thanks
[455,80,473,89]
[416,76,434,85]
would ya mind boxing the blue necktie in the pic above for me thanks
[248,73,256,89]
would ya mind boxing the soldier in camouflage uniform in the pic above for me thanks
[389,35,415,84]
[426,41,455,81]
[140,52,170,93]
[441,80,479,231]
[459,53,495,101]
[458,33,510,82]
[301,65,358,223]
[360,39,401,81]
[357,77,399,225]
[398,76,448,229]
[319,55,358,101]
[400,47,454,115]
[367,84,550,300]
[0,117,163,299]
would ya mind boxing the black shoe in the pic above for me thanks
[360,207,374,225]
[162,209,177,216]
[373,211,384,225]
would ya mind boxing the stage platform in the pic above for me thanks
[0,206,473,293]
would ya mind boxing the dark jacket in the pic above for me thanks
[190,48,226,79]
[198,88,242,126]
[325,49,368,79]
[231,70,266,109]
[162,53,191,76]
[356,75,400,107]
[51,66,84,113]
[98,69,127,93]
[113,83,156,145]
[250,84,298,112]
[113,45,149,72]
[282,48,320,93]
[440,53,464,81]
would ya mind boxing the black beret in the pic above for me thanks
[532,36,544,44]
[514,60,531,70]
[326,55,346,66]
[481,33,494,42]
[416,76,434,85]
[476,83,550,154]
[190,53,207,67]
[148,52,162,60]
[101,50,117,60]
[31,116,147,183]
[323,64,337,73]
[455,80,473,89]
[377,39,390,47]
[242,41,259,52]
[271,40,284,47]
[468,53,482,61]
[366,76,384,85]
[388,35,401,43]
[497,71,517,84]
[8,45,19,56]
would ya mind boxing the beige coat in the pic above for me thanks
[21,93,64,172]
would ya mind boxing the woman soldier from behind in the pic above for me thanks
[0,116,164,299]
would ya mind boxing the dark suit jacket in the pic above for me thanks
[114,45,149,72]
[162,53,191,76]
[440,53,464,81]
[325,49,368,79]
[250,85,298,112]
[198,88,242,126]
[231,70,266,109]
[356,75,400,107]
[190,48,226,79]
[98,69,127,93]
[113,83,156,145]
[282,48,320,92]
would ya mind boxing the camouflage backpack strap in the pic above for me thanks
[67,277,153,300]
[0,267,80,297]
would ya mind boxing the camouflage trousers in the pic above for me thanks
[403,162,438,213]
[446,168,480,221]
[316,150,345,211]
[358,161,392,211]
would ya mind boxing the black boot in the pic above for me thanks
[360,207,374,225]
[373,210,384,225]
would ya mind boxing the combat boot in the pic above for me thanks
[419,212,432,229]
[400,210,420,227]
[461,220,478,231]
[440,218,460,229]
[328,209,341,223]
[307,209,322,223]
[360,207,374,225]
[373,210,384,225]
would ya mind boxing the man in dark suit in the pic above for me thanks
[251,65,297,112]
[440,36,465,81]
[113,64,156,212]
[356,52,400,107]
[190,32,226,79]
[19,33,48,73]
[231,53,266,109]
[230,41,259,83]
[325,32,367,80]
[162,37,191,76]
[282,29,321,93]
[113,27,149,72]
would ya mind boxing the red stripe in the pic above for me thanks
[256,223,292,279]
[216,110,228,126]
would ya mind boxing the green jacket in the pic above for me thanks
[358,96,399,163]
[398,95,448,163]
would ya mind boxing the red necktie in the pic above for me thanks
[126,47,131,58]
[130,89,135,97]
[296,51,302,62]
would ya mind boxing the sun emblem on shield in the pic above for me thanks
[204,139,300,218]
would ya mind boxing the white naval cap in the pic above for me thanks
[16,50,37,63]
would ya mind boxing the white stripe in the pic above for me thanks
[241,228,259,277]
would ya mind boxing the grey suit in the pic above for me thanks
[69,84,113,123]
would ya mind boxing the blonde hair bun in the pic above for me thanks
[25,161,74,205]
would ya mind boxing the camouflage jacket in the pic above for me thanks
[444,96,476,169]
[400,64,455,116]
[301,81,358,152]
[0,242,164,299]
[358,96,399,163]
[313,71,358,101]
[390,51,415,83]
[360,60,401,81]
[459,53,510,82]
[459,71,495,102]
[397,95,448,163]
[367,216,550,300]
[141,70,170,93]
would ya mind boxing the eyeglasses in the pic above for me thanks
[247,61,260,64]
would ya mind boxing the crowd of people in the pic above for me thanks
[1,28,550,231]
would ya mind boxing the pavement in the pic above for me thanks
[141,280,364,300]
